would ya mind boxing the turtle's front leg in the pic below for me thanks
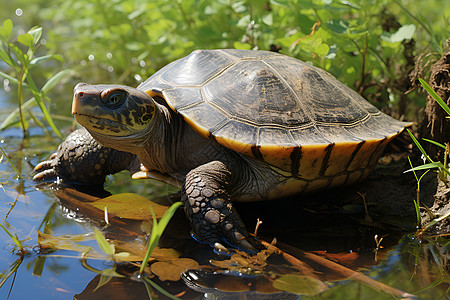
[34,128,137,185]
[182,161,262,251]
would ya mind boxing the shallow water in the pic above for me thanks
[0,89,449,299]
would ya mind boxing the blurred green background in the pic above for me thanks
[0,0,449,124]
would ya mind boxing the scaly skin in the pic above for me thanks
[34,127,138,184]
[183,161,261,250]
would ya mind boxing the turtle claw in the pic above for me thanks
[33,168,57,182]
[34,159,53,172]
[33,157,58,182]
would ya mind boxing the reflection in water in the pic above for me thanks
[0,127,447,299]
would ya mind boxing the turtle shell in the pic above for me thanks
[138,49,408,180]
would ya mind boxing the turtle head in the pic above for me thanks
[72,83,156,138]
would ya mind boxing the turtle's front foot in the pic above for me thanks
[33,128,135,185]
[182,161,263,252]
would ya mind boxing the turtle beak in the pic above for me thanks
[72,84,85,115]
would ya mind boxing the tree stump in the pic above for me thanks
[419,43,450,158]
[418,41,450,232]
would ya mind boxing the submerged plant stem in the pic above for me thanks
[17,68,27,138]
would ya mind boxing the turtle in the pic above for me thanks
[34,49,409,251]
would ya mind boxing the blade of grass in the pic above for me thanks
[41,69,71,93]
[0,97,36,130]
[32,256,46,277]
[140,202,182,274]
[140,206,159,274]
[405,162,450,176]
[143,277,181,300]
[422,138,446,149]
[38,202,57,234]
[25,73,62,138]
[407,129,433,163]
[0,257,23,289]
[424,210,450,231]
[0,223,23,250]
[0,147,20,178]
[419,78,450,115]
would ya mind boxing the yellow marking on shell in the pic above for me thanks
[184,117,212,140]
[259,145,296,172]
[324,142,362,176]
[145,90,161,98]
[295,144,330,180]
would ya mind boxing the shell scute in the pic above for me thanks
[203,60,310,126]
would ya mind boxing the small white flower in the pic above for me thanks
[421,154,426,164]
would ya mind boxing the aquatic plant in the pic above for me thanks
[0,19,71,138]
[0,147,20,179]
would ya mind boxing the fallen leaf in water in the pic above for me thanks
[151,258,199,281]
[210,249,273,271]
[273,274,328,295]
[38,231,94,253]
[90,193,169,220]
[38,231,142,262]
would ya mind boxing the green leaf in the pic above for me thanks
[90,193,170,220]
[140,202,182,274]
[0,223,23,250]
[381,24,416,43]
[0,46,17,67]
[27,26,42,45]
[32,256,46,277]
[94,274,113,292]
[143,277,182,300]
[17,33,34,48]
[0,19,13,41]
[0,97,35,130]
[25,74,63,138]
[327,19,348,34]
[423,138,446,150]
[419,78,450,115]
[273,274,328,295]
[30,54,63,66]
[94,228,114,256]
[261,13,273,26]
[406,129,433,164]
[413,199,421,225]
[9,43,28,66]
[155,202,182,237]
[0,70,21,85]
[41,69,72,93]
[404,162,450,176]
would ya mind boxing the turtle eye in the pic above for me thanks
[103,90,127,109]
